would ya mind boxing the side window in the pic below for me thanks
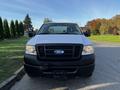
[38,24,48,34]
[75,25,82,34]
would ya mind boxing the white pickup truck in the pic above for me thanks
[24,23,95,78]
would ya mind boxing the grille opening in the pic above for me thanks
[74,46,81,57]
[45,45,73,49]
[36,44,83,60]
[37,46,45,57]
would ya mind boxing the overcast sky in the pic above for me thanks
[0,0,120,28]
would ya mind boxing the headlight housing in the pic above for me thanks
[82,45,94,55]
[25,45,36,55]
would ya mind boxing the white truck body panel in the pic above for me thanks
[27,35,92,46]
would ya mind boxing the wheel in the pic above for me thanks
[24,66,39,78]
[83,72,93,77]
[77,65,95,78]
[26,71,37,78]
[77,70,93,78]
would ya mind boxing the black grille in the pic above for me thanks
[36,44,83,60]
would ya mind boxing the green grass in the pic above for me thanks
[0,36,28,83]
[89,35,120,43]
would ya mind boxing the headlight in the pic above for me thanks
[25,45,36,55]
[82,45,94,55]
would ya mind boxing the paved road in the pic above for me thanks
[11,43,120,90]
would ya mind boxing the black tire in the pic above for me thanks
[77,65,95,78]
[26,71,37,78]
[83,72,93,77]
[24,66,39,78]
[77,71,93,78]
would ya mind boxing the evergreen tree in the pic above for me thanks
[19,22,24,36]
[3,19,11,38]
[43,18,52,24]
[15,20,20,37]
[0,17,4,39]
[10,20,16,38]
[23,14,32,31]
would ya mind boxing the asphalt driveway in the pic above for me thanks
[11,43,120,90]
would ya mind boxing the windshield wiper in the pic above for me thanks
[39,32,80,35]
[39,33,50,34]
[58,32,80,34]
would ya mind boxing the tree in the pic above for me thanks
[86,14,120,35]
[3,19,11,38]
[43,18,52,24]
[15,20,20,37]
[10,20,16,38]
[19,22,24,36]
[86,19,101,35]
[0,17,4,39]
[23,14,32,31]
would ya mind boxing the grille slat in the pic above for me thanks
[45,45,73,49]
[36,44,83,60]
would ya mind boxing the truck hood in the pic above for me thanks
[27,35,92,46]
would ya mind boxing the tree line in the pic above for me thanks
[0,17,24,40]
[85,15,120,35]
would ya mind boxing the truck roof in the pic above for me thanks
[45,22,77,25]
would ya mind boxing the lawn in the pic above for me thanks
[89,35,120,43]
[0,36,28,83]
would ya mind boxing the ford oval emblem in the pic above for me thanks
[54,50,64,55]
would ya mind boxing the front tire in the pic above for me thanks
[24,66,39,78]
[82,71,93,77]
[77,64,95,78]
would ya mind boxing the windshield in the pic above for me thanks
[38,23,82,35]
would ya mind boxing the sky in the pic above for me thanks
[0,0,120,29]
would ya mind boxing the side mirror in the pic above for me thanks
[28,31,36,37]
[83,31,91,37]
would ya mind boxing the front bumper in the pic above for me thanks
[24,54,95,75]
[24,63,94,75]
